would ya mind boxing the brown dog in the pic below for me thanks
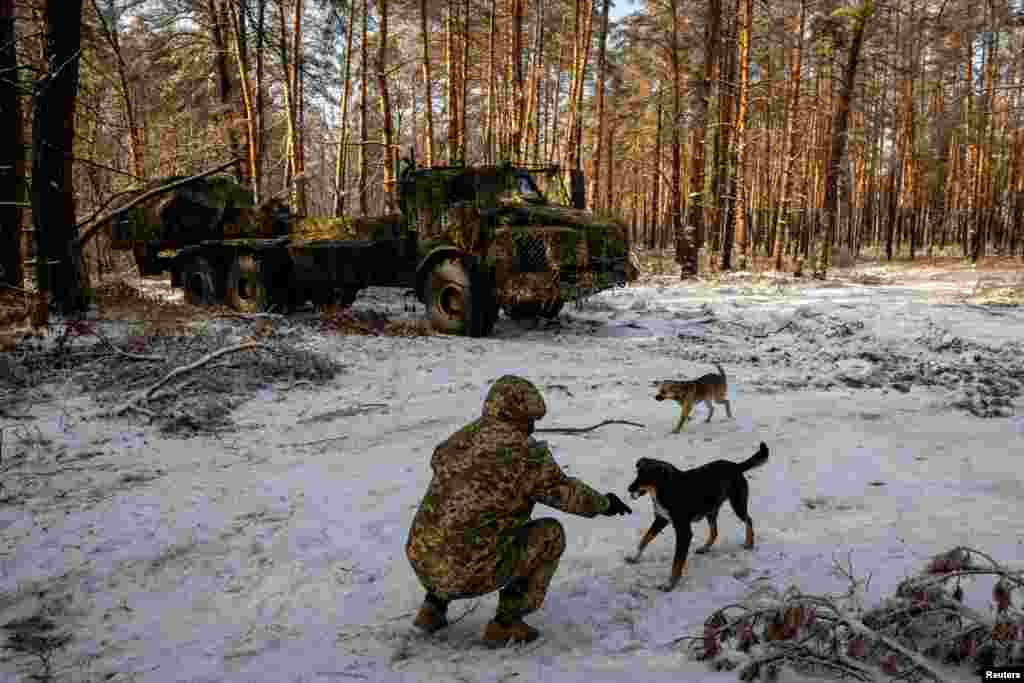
[653,363,731,433]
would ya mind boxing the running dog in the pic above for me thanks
[653,363,731,433]
[625,442,769,591]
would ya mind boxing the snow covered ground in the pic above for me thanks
[2,260,1023,682]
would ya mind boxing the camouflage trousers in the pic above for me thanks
[425,518,566,623]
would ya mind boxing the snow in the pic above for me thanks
[3,262,1024,682]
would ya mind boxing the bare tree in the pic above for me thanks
[682,0,721,278]
[814,0,873,278]
[376,0,396,204]
[419,0,435,166]
[0,0,23,290]
[32,0,85,314]
[731,0,752,270]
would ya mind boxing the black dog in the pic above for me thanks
[625,442,769,591]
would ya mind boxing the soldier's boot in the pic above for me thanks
[482,518,566,647]
[481,617,539,647]
[412,593,449,634]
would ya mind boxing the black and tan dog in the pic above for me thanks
[653,363,731,433]
[625,442,769,591]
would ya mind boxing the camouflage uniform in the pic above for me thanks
[406,375,610,625]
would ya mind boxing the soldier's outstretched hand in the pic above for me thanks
[603,493,633,516]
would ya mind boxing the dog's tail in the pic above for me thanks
[715,362,727,383]
[737,442,769,473]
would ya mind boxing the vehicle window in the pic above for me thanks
[513,174,543,201]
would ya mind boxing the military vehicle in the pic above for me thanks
[109,161,638,336]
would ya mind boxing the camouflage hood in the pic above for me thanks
[495,200,620,231]
[482,375,546,423]
[493,200,631,259]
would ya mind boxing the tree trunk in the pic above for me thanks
[731,0,752,270]
[458,0,469,162]
[652,95,662,249]
[605,120,615,216]
[290,0,306,214]
[510,0,526,159]
[445,0,458,164]
[591,0,611,212]
[814,0,873,279]
[255,0,266,203]
[92,0,145,180]
[0,0,23,290]
[358,0,368,214]
[377,0,396,207]
[683,0,720,277]
[32,0,85,314]
[228,0,261,202]
[668,0,686,271]
[484,0,495,163]
[524,0,545,163]
[563,0,594,172]
[717,22,736,270]
[417,0,434,167]
[773,3,805,272]
[333,0,357,215]
[207,0,245,184]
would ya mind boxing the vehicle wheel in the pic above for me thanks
[540,300,564,319]
[468,264,499,337]
[254,254,296,312]
[338,287,360,307]
[225,255,264,311]
[426,257,471,335]
[183,256,222,306]
[505,299,563,321]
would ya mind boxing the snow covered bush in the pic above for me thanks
[685,547,1023,682]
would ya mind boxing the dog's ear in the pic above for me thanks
[759,442,768,455]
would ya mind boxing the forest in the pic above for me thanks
[4,3,1024,680]
[1,0,1023,314]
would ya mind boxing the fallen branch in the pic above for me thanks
[213,312,286,322]
[142,341,270,400]
[684,545,1024,683]
[288,435,349,447]
[752,321,795,338]
[721,319,797,339]
[298,404,388,425]
[739,643,874,682]
[963,303,1007,317]
[111,341,271,416]
[535,419,645,435]
[91,327,165,363]
[794,594,952,683]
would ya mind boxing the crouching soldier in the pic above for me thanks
[406,375,633,646]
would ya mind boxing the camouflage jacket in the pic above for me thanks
[406,416,610,597]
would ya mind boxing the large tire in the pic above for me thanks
[225,254,264,311]
[540,300,564,319]
[338,287,360,306]
[505,299,563,321]
[425,257,471,335]
[182,256,223,306]
[468,263,499,337]
[255,253,296,312]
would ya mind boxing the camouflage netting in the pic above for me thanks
[111,175,259,244]
[400,164,634,311]
[288,213,401,243]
